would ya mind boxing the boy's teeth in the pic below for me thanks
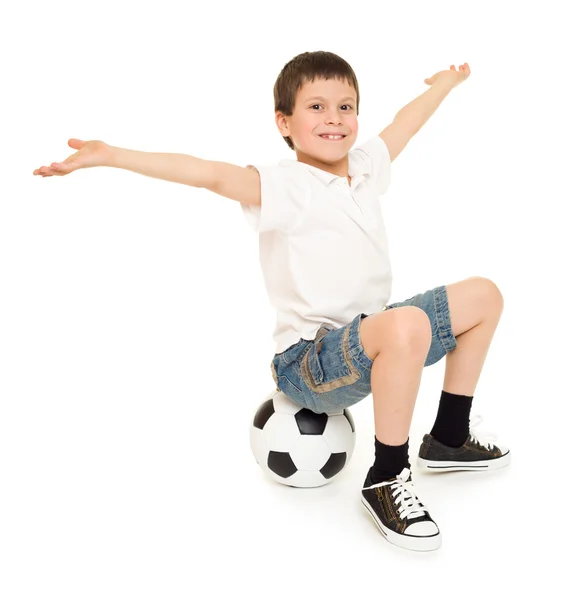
[322,135,343,139]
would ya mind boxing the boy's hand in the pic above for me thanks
[33,138,113,177]
[424,63,470,89]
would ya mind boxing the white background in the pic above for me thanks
[2,0,567,597]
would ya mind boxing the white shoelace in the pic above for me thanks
[364,468,426,520]
[469,414,498,450]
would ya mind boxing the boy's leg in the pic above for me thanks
[359,306,431,481]
[442,276,504,396]
[427,277,503,448]
[359,307,441,552]
[359,306,432,445]
[417,277,510,471]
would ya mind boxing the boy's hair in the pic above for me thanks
[273,50,360,151]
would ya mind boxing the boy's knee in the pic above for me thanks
[386,306,431,351]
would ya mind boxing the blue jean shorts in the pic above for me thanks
[270,285,457,414]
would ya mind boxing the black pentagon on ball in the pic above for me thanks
[295,408,328,435]
[253,399,275,429]
[267,451,297,478]
[320,452,347,479]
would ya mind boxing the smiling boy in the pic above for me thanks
[33,51,509,553]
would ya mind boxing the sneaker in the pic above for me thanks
[361,466,441,552]
[417,415,511,472]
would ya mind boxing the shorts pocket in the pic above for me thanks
[272,349,310,394]
[299,323,362,394]
[272,358,309,407]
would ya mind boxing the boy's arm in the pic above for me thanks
[109,146,261,206]
[379,80,453,162]
[208,163,261,206]
[379,65,469,161]
[378,119,418,163]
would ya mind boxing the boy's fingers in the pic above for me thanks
[39,165,62,176]
[34,164,59,176]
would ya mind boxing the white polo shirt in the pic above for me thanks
[242,135,393,355]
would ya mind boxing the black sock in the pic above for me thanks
[371,436,410,484]
[429,390,473,447]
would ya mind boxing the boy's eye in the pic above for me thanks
[311,104,352,110]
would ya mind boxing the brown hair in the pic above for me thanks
[273,50,360,151]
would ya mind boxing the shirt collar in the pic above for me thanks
[279,150,369,187]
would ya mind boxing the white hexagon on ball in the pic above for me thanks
[290,435,333,470]
[262,413,301,451]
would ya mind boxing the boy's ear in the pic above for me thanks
[275,112,291,138]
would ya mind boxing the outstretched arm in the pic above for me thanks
[379,62,470,161]
[33,138,261,206]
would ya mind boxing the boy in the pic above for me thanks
[33,51,510,553]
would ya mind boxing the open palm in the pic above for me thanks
[424,63,470,88]
[33,138,111,177]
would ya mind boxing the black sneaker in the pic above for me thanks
[417,415,510,472]
[361,467,441,552]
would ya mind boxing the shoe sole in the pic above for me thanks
[416,450,511,472]
[360,497,441,552]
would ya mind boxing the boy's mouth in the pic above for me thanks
[319,134,346,141]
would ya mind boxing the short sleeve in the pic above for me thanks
[351,135,391,195]
[241,164,308,233]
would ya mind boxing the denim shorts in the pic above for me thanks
[270,285,457,414]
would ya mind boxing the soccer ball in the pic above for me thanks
[250,390,356,488]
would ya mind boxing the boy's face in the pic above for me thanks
[276,76,358,172]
